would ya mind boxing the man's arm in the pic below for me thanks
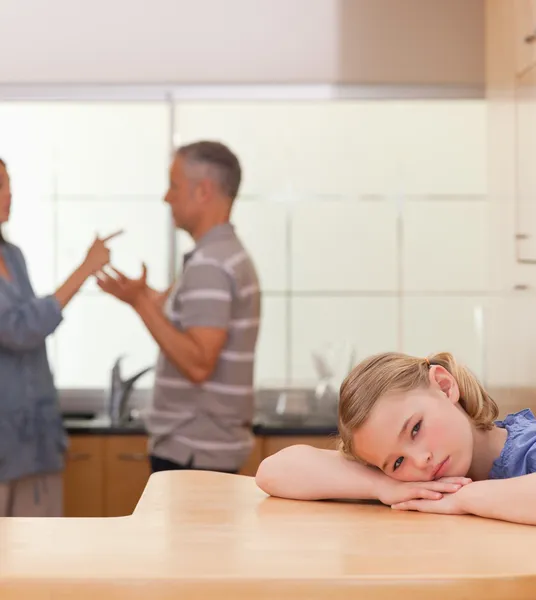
[97,261,232,383]
[133,293,227,383]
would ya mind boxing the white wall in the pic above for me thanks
[0,0,338,83]
[0,0,483,85]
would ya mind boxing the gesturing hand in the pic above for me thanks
[96,263,149,307]
[82,230,123,275]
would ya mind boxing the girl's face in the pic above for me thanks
[0,164,12,224]
[352,366,474,482]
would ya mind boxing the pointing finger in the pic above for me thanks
[100,229,124,243]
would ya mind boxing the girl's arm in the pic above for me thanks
[456,474,536,525]
[255,445,469,504]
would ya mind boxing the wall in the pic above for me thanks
[0,0,484,85]
[1,99,495,391]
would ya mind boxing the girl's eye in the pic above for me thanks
[411,421,421,438]
[393,456,404,471]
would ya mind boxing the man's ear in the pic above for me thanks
[428,365,460,404]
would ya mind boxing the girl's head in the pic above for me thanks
[338,352,498,482]
[0,159,11,234]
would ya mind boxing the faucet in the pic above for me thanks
[108,356,153,426]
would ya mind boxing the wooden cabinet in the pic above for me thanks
[64,435,150,518]
[104,436,151,517]
[339,0,485,86]
[63,436,104,517]
[515,0,536,74]
[63,433,335,516]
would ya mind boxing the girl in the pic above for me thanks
[0,158,120,516]
[255,351,536,525]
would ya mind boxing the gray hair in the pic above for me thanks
[177,141,242,201]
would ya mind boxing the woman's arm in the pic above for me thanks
[255,445,469,504]
[0,235,117,351]
[54,234,119,308]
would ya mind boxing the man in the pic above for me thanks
[97,141,261,474]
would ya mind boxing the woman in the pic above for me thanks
[0,158,119,516]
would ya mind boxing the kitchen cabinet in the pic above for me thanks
[338,0,484,86]
[515,0,536,74]
[63,436,104,517]
[104,436,151,517]
[64,435,150,518]
[515,65,536,267]
[63,433,335,516]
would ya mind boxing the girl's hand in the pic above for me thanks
[391,483,471,515]
[377,476,472,506]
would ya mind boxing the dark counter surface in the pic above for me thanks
[62,415,339,437]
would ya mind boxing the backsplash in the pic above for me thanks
[4,97,533,392]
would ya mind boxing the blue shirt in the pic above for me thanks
[0,243,67,482]
[489,409,536,479]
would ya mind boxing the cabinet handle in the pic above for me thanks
[525,32,536,44]
[516,233,530,240]
[117,453,147,462]
[68,452,91,461]
[514,284,530,290]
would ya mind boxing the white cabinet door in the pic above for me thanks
[290,201,398,292]
[402,200,490,292]
[290,297,398,386]
[402,297,488,381]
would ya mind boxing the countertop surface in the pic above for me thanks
[1,471,536,599]
[62,414,339,437]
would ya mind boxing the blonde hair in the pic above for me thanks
[338,351,498,461]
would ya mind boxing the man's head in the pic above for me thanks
[164,141,241,238]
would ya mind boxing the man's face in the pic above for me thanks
[164,156,200,231]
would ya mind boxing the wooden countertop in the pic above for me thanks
[1,471,536,599]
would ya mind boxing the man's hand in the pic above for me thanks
[145,286,168,311]
[96,263,149,306]
[377,476,472,506]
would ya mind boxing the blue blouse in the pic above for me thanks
[489,409,536,479]
[0,243,67,482]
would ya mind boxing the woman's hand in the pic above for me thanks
[377,476,472,506]
[82,231,123,275]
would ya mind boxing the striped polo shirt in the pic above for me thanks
[144,223,261,471]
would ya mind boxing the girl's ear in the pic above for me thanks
[428,365,460,404]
